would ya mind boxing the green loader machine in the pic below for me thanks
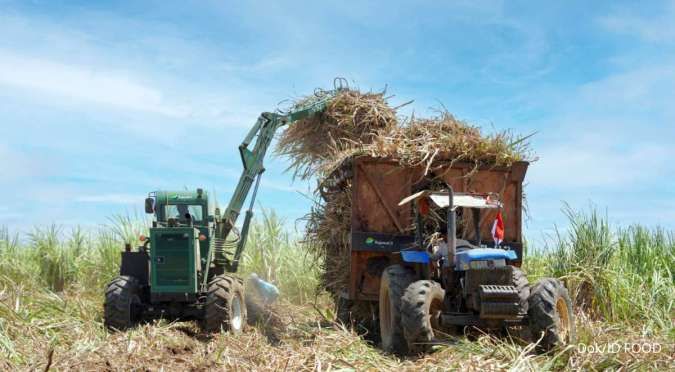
[103,82,346,333]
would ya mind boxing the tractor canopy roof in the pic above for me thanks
[398,190,502,210]
[154,190,208,205]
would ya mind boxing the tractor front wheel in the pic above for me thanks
[401,280,445,354]
[528,278,576,351]
[104,275,142,331]
[512,267,530,314]
[203,274,246,333]
[379,265,415,354]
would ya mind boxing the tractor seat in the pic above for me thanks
[455,239,474,250]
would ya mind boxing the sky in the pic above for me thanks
[1,0,674,244]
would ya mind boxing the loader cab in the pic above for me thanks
[146,189,209,227]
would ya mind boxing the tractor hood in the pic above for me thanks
[455,248,518,271]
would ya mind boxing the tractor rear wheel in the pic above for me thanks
[528,278,576,351]
[104,275,142,331]
[401,280,445,354]
[379,265,415,354]
[203,274,246,333]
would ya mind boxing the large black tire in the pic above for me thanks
[104,275,142,331]
[512,267,530,314]
[203,274,246,333]
[401,280,445,354]
[528,278,576,351]
[379,265,415,354]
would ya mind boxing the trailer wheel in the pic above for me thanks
[335,297,380,342]
[379,265,415,354]
[104,275,142,331]
[336,297,354,325]
[401,280,445,354]
[203,274,246,333]
[528,278,576,351]
[512,267,530,314]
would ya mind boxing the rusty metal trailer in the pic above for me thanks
[324,156,529,303]
[325,156,576,355]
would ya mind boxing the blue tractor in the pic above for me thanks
[377,188,576,354]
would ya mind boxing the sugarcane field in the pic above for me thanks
[1,2,674,372]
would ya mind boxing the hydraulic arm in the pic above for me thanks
[212,82,346,274]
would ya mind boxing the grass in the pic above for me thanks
[533,205,674,332]
[0,208,673,370]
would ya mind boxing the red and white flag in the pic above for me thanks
[491,211,504,246]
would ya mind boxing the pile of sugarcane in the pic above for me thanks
[276,87,532,298]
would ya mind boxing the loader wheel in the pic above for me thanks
[528,278,576,351]
[512,267,530,314]
[203,274,246,333]
[104,275,142,331]
[401,280,445,354]
[379,265,415,354]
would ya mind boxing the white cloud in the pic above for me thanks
[520,5,675,237]
[575,64,675,113]
[218,55,290,74]
[530,140,673,189]
[75,193,142,204]
[599,1,675,43]
[0,50,189,117]
[0,144,51,183]
[0,212,22,220]
[526,38,675,191]
[0,206,21,220]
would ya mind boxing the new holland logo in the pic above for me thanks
[365,237,393,246]
[171,194,192,200]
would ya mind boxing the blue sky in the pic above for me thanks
[1,0,674,244]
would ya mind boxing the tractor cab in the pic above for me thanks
[398,188,516,270]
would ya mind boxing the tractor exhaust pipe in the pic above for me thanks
[447,186,456,267]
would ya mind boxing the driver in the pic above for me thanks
[176,204,193,221]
